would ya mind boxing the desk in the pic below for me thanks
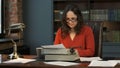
[0,54,120,68]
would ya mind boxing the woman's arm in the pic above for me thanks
[54,28,61,45]
[77,26,95,57]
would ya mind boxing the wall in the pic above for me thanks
[23,0,53,54]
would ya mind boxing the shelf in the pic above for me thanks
[53,0,120,43]
[103,42,120,46]
[90,0,120,2]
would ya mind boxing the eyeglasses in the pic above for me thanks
[66,18,77,23]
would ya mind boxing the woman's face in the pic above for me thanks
[66,11,77,29]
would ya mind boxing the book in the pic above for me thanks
[36,44,80,61]
[41,48,71,55]
[45,54,80,61]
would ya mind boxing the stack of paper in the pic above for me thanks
[3,58,36,63]
[44,61,79,66]
[0,54,1,63]
[88,60,118,67]
[41,44,71,54]
[108,60,120,64]
[80,57,102,62]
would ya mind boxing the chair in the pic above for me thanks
[101,22,120,59]
[102,21,120,30]
[86,22,103,57]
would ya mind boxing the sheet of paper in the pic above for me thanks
[3,58,36,63]
[0,54,1,63]
[88,60,117,67]
[108,60,120,64]
[41,44,65,48]
[44,61,79,66]
[80,57,102,62]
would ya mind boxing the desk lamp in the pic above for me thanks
[7,23,25,59]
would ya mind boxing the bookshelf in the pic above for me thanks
[53,0,120,57]
[53,0,120,39]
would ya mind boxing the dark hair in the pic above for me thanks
[61,4,84,39]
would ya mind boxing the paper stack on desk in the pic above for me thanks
[44,61,79,66]
[41,44,71,55]
[36,44,80,61]
[80,57,102,62]
[88,60,118,67]
[3,58,36,63]
[0,54,1,63]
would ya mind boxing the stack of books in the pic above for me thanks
[36,44,80,61]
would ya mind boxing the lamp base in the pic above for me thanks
[8,52,23,59]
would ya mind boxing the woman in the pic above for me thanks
[54,4,95,57]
